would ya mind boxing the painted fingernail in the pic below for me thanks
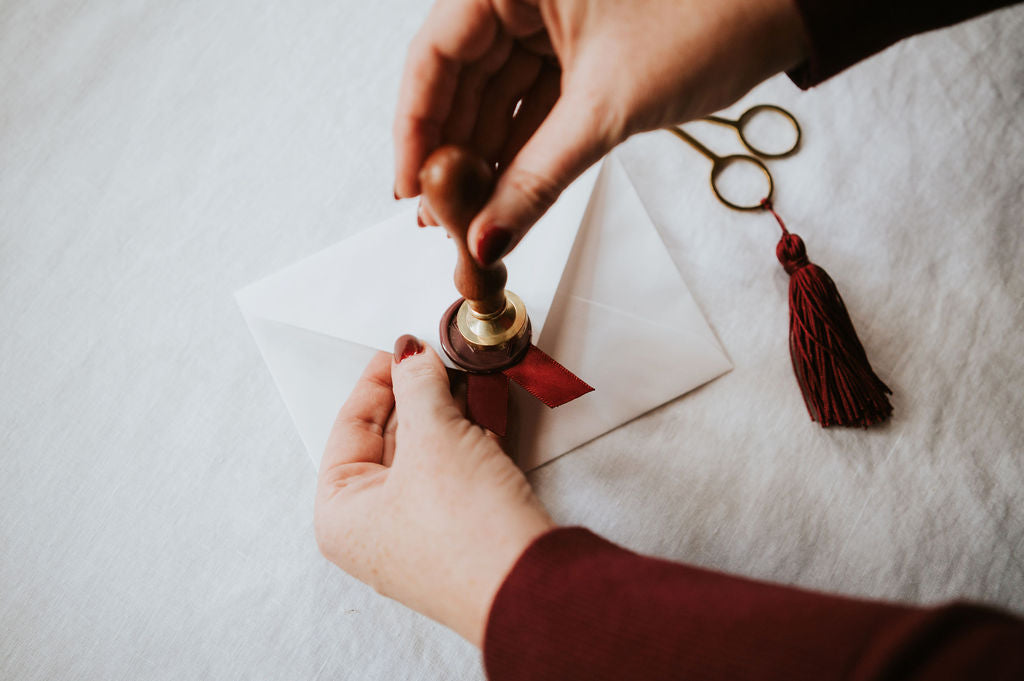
[393,334,423,364]
[394,188,400,201]
[476,226,512,266]
[416,211,425,228]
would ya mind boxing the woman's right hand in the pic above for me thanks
[393,0,807,264]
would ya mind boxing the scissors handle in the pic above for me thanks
[668,127,720,162]
[669,126,775,211]
[703,104,801,159]
[709,155,774,211]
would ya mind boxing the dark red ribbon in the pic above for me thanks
[461,344,593,436]
[466,371,509,436]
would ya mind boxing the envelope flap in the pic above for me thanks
[235,165,601,354]
[558,154,721,343]
[511,153,732,469]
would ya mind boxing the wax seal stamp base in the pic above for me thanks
[439,293,532,373]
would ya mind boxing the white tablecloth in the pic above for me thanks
[2,2,1022,679]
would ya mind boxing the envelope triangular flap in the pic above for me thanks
[555,154,726,345]
[513,154,732,469]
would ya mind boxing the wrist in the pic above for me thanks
[458,510,556,648]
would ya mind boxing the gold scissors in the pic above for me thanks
[669,104,801,211]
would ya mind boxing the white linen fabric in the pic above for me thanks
[1,2,1022,680]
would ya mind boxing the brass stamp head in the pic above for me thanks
[456,291,528,348]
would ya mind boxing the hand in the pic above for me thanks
[314,335,554,647]
[393,0,807,264]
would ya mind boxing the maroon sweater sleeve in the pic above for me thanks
[484,528,1024,681]
[787,0,1022,87]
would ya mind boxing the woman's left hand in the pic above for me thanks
[314,335,554,646]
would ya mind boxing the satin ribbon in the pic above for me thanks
[459,345,593,437]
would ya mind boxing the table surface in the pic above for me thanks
[2,2,1023,680]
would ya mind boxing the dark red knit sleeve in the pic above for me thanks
[483,527,1024,681]
[787,0,1022,87]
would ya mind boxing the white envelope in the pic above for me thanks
[236,153,732,471]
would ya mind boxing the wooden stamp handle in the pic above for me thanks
[419,146,506,316]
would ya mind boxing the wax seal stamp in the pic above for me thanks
[419,146,532,373]
[418,145,593,436]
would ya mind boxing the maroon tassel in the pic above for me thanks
[763,200,892,427]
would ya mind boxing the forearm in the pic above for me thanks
[484,528,1024,681]
[787,0,1022,87]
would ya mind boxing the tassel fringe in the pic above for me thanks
[765,200,893,427]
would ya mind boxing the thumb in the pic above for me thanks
[466,92,616,265]
[391,334,463,430]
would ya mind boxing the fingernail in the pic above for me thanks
[394,188,400,201]
[417,212,425,228]
[476,226,512,266]
[418,201,440,227]
[393,334,423,364]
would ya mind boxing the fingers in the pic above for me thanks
[467,89,617,265]
[469,46,544,163]
[393,0,547,199]
[418,42,539,228]
[441,35,514,148]
[496,62,560,170]
[319,351,394,486]
[393,49,456,200]
[491,0,545,37]
[394,0,500,199]
[391,335,464,434]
